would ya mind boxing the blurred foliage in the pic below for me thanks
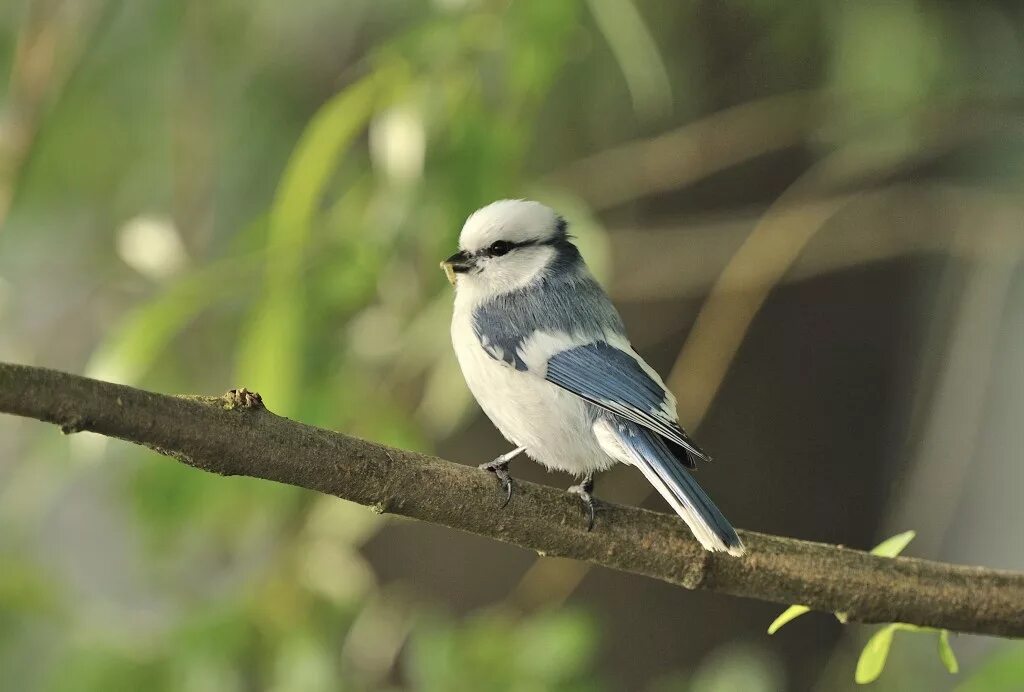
[649,642,784,692]
[405,609,600,692]
[958,644,1024,692]
[1,0,1024,690]
[0,1,614,688]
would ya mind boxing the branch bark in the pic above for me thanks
[1,362,1022,638]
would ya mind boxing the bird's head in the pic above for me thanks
[441,199,579,295]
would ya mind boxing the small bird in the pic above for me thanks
[442,200,744,556]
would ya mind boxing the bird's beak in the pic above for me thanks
[440,250,473,285]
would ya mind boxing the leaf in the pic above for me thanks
[833,531,918,623]
[586,0,672,120]
[236,71,387,416]
[938,630,959,674]
[767,605,811,634]
[773,531,919,632]
[855,624,898,684]
[870,530,916,557]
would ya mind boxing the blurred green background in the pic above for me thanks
[1,0,1023,690]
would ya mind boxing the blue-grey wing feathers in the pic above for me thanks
[545,342,710,463]
[472,268,624,372]
[463,230,740,554]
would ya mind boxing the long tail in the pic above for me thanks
[598,418,744,556]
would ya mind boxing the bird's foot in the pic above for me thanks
[567,474,597,532]
[479,458,515,508]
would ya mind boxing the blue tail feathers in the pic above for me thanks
[607,417,744,555]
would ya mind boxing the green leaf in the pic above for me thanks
[832,531,918,623]
[767,605,810,634]
[586,0,672,121]
[772,531,919,633]
[236,71,387,416]
[870,530,916,557]
[855,624,899,684]
[938,630,959,674]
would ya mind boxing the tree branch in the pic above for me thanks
[1,362,1021,638]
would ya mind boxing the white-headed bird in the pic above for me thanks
[442,200,744,556]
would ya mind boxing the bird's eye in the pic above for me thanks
[488,241,514,257]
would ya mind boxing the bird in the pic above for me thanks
[441,199,744,556]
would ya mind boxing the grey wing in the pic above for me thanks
[471,272,625,372]
[545,341,711,463]
[469,272,708,462]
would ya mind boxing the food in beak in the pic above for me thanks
[441,260,457,285]
[440,250,473,285]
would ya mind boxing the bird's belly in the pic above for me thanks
[452,320,615,476]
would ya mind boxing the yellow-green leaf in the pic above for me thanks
[236,71,387,415]
[855,624,899,684]
[870,530,916,558]
[767,605,810,634]
[938,630,959,674]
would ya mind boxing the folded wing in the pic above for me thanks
[544,341,710,463]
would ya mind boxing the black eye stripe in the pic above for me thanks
[479,238,546,257]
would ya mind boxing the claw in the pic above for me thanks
[568,473,597,532]
[479,459,515,508]
[501,475,513,509]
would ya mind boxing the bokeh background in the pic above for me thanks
[1,0,1023,690]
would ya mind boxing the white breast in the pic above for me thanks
[450,296,617,477]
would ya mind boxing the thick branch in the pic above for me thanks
[1,362,1022,637]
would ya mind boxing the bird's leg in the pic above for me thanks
[479,446,526,508]
[567,472,597,532]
